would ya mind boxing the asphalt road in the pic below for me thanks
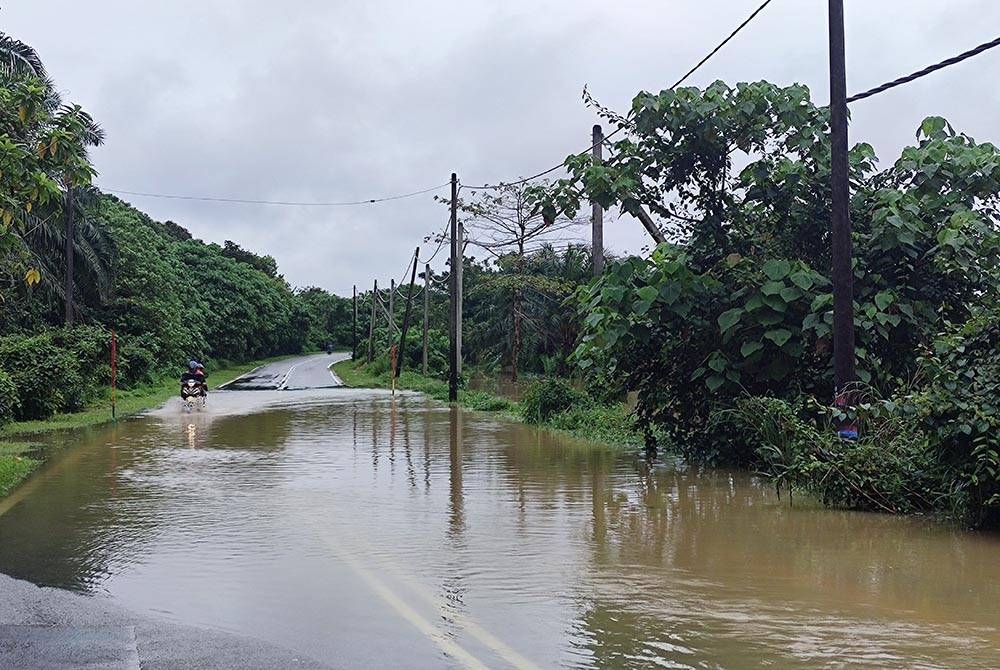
[0,353,354,669]
[219,353,349,391]
[0,573,333,669]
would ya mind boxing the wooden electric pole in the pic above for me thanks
[396,248,420,378]
[423,263,430,375]
[64,187,75,326]
[352,285,358,359]
[592,124,604,276]
[389,279,395,331]
[367,279,377,363]
[828,0,856,400]
[456,222,464,377]
[448,173,458,402]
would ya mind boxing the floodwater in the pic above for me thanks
[1,387,999,669]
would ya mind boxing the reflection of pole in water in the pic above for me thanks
[448,406,464,537]
[371,400,379,474]
[422,401,431,493]
[403,398,416,489]
[352,407,358,457]
[389,396,397,474]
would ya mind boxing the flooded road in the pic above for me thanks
[1,377,999,668]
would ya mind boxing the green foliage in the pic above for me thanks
[715,395,942,515]
[910,308,1000,526]
[0,369,16,425]
[521,379,585,424]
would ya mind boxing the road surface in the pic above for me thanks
[220,352,349,391]
[0,573,332,669]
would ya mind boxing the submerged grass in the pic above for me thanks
[334,360,642,449]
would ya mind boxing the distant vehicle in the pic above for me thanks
[326,343,333,355]
[181,378,207,411]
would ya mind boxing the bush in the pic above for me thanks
[911,310,1000,527]
[547,403,645,447]
[0,370,18,426]
[714,394,943,514]
[521,379,586,424]
[0,332,88,420]
[463,391,516,413]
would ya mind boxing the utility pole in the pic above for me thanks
[423,263,430,375]
[389,279,395,332]
[367,279,377,363]
[396,248,420,378]
[352,285,358,360]
[592,124,604,276]
[456,222,464,377]
[828,0,856,408]
[448,173,458,402]
[64,186,75,326]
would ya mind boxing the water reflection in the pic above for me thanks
[0,389,998,668]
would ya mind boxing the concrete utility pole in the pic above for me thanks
[423,263,430,375]
[456,222,464,377]
[396,248,420,378]
[448,173,458,402]
[64,187,75,326]
[828,0,856,402]
[591,124,604,276]
[367,279,377,363]
[352,285,358,359]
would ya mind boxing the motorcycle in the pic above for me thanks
[181,378,207,411]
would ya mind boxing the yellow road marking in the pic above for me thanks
[322,537,490,670]
[321,530,542,670]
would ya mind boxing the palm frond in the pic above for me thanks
[0,32,47,80]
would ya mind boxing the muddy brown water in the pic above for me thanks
[0,388,998,668]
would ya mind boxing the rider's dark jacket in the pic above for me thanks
[180,372,208,391]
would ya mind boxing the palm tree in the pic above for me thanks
[1,31,108,323]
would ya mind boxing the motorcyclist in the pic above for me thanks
[180,360,208,396]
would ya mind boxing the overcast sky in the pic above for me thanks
[5,1,1000,295]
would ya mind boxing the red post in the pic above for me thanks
[111,330,117,421]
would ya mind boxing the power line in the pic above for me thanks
[100,183,449,207]
[847,34,1000,104]
[462,0,776,191]
[669,0,775,90]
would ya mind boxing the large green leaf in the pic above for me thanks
[718,308,743,333]
[762,259,791,281]
[763,329,793,347]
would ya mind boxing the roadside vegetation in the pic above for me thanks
[5,28,1000,529]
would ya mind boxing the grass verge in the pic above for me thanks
[334,360,643,449]
[0,354,297,498]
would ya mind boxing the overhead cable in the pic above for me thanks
[847,34,1000,103]
[101,183,449,207]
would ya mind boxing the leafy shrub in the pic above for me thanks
[547,403,645,447]
[463,391,516,413]
[0,332,86,419]
[0,370,18,426]
[715,394,943,514]
[521,379,586,423]
[911,309,1000,527]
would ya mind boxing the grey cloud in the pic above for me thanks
[5,0,1000,294]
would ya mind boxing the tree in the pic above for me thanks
[0,30,106,322]
[445,182,587,380]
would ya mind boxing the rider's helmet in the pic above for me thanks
[188,360,198,371]
[195,362,204,371]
